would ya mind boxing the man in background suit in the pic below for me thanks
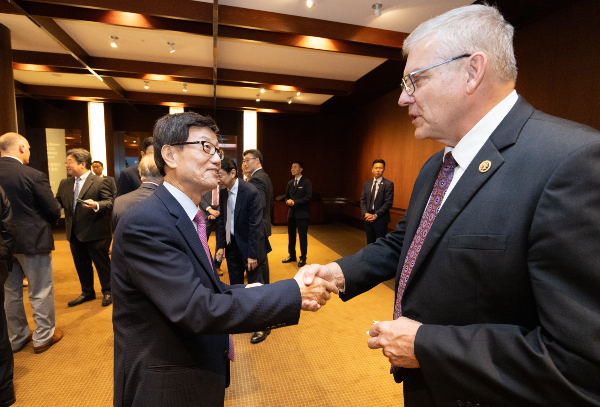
[91,160,117,198]
[360,159,394,244]
[111,112,336,407]
[56,148,114,308]
[199,186,222,275]
[215,157,270,288]
[303,4,600,406]
[282,162,312,268]
[116,137,153,197]
[0,133,63,354]
[242,149,274,344]
[0,185,15,407]
[112,154,162,229]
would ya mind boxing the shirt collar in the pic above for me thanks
[374,176,383,183]
[445,90,518,169]
[163,181,200,223]
[229,178,239,194]
[2,155,23,164]
[78,170,91,182]
[251,168,262,176]
[294,175,302,181]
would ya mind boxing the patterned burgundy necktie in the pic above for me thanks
[390,152,457,373]
[194,211,234,362]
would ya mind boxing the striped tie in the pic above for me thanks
[73,177,81,213]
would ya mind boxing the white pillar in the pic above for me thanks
[243,110,257,150]
[88,102,107,175]
[169,106,184,114]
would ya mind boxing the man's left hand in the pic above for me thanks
[286,199,294,206]
[247,258,257,271]
[367,317,422,368]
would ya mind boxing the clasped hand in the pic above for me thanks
[367,318,422,368]
[294,267,339,312]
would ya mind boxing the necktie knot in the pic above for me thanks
[193,210,204,226]
[443,152,458,170]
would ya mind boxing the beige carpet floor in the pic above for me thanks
[10,223,404,406]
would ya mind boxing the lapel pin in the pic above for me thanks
[479,160,492,173]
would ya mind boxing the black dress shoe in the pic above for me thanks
[250,330,271,344]
[102,294,113,307]
[68,294,95,307]
[298,259,306,267]
[282,256,297,263]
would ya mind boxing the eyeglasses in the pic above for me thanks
[400,54,471,96]
[242,157,257,164]
[170,140,224,159]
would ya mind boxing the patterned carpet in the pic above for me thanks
[10,223,404,406]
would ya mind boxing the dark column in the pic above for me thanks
[0,24,17,135]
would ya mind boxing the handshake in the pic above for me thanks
[293,263,345,312]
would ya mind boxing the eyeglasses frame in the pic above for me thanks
[401,54,472,96]
[169,140,224,159]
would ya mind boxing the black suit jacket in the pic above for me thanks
[285,177,312,220]
[0,186,13,267]
[112,184,300,407]
[112,183,158,229]
[56,173,114,242]
[216,180,270,262]
[248,168,273,237]
[360,177,394,224]
[0,157,61,254]
[104,175,117,198]
[116,165,141,197]
[199,188,219,221]
[336,97,600,407]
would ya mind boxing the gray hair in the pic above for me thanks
[0,132,27,153]
[138,154,163,182]
[66,148,92,169]
[403,4,517,83]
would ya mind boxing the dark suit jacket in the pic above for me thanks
[336,97,600,407]
[116,165,141,197]
[216,180,270,262]
[0,186,13,268]
[360,177,394,224]
[0,156,61,254]
[199,189,219,221]
[248,168,273,237]
[112,184,300,407]
[285,177,312,220]
[112,183,158,229]
[56,173,114,242]
[104,175,117,198]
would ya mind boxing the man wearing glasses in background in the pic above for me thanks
[303,4,600,406]
[111,112,337,407]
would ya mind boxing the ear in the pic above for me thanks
[161,145,178,171]
[465,52,487,95]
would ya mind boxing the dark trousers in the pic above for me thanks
[0,260,16,407]
[288,217,308,260]
[69,235,112,296]
[225,236,266,285]
[365,218,388,244]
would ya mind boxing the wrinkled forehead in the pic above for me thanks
[404,37,440,74]
[188,126,218,143]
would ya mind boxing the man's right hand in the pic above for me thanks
[215,248,224,262]
[294,268,339,312]
[301,263,346,293]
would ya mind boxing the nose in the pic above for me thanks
[398,88,413,107]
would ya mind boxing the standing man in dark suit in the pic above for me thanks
[111,112,336,407]
[91,160,117,198]
[303,4,600,406]
[360,159,394,244]
[199,186,222,275]
[215,157,270,287]
[282,162,312,267]
[112,154,162,229]
[242,149,274,344]
[0,133,63,354]
[56,148,114,308]
[0,185,15,407]
[116,137,153,197]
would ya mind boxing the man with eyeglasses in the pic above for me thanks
[111,112,337,407]
[242,149,274,344]
[303,4,600,406]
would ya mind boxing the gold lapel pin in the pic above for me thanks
[479,160,492,173]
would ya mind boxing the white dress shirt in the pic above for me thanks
[228,179,239,237]
[163,182,200,226]
[370,176,383,210]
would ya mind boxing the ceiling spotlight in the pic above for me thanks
[307,0,314,8]
[168,42,175,53]
[256,94,261,102]
[183,83,188,92]
[287,97,292,105]
[296,92,301,96]
[110,36,118,48]
[372,3,382,17]
[144,81,149,90]
[260,88,265,93]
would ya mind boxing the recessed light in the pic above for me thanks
[168,42,175,53]
[296,92,301,96]
[144,81,149,90]
[110,36,118,48]
[183,84,188,92]
[307,0,314,8]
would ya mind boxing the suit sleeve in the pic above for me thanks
[375,181,394,218]
[117,214,302,335]
[0,188,13,256]
[96,177,115,212]
[285,181,291,200]
[116,171,132,197]
[55,179,65,209]
[415,141,600,406]
[360,181,368,217]
[216,191,226,251]
[247,188,263,260]
[294,179,312,206]
[34,172,62,225]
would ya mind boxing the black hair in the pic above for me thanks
[242,149,263,165]
[141,137,154,154]
[92,160,104,167]
[372,159,386,168]
[67,148,92,170]
[292,161,303,169]
[221,157,237,175]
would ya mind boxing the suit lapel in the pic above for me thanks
[404,96,535,288]
[234,182,245,228]
[78,173,95,199]
[64,177,76,212]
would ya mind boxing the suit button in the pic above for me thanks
[455,401,464,406]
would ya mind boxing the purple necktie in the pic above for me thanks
[391,152,457,373]
[194,211,234,362]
